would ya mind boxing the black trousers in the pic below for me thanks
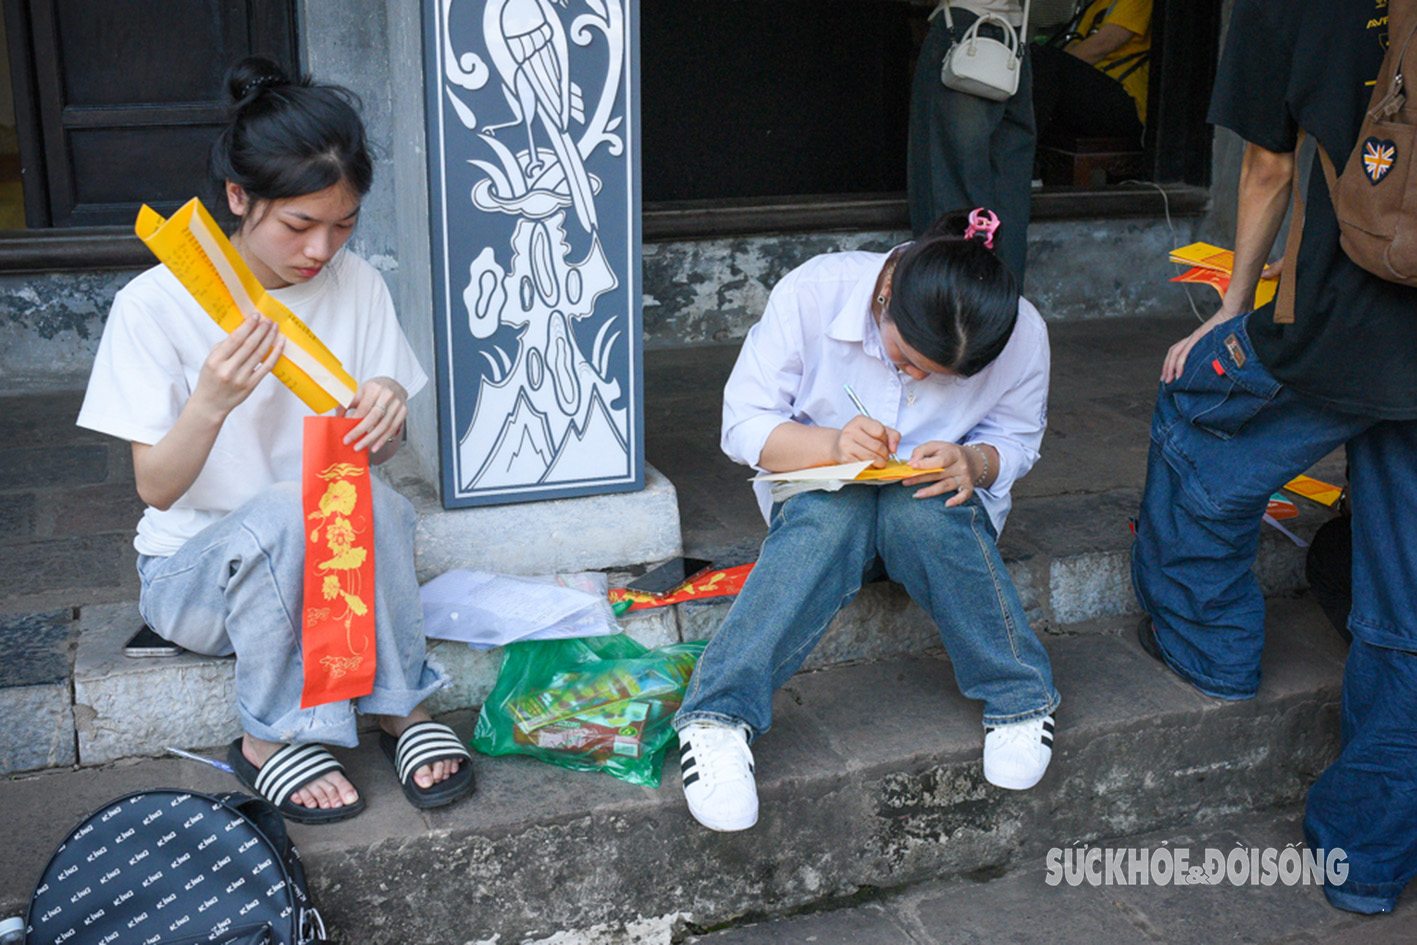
[907,10,1035,281]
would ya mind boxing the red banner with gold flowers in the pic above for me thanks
[301,416,376,708]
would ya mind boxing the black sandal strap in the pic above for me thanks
[394,722,470,784]
[252,742,342,807]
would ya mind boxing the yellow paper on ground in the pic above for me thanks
[135,198,357,413]
[1284,474,1343,508]
[1169,243,1278,308]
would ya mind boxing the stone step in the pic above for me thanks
[21,478,1334,774]
[999,484,1329,629]
[1,599,1347,944]
[680,807,1417,945]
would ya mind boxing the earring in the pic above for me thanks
[876,257,898,310]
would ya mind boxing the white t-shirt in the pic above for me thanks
[721,250,1049,534]
[77,251,428,557]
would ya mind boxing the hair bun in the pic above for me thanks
[227,56,290,105]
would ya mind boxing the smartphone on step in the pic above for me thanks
[626,557,715,598]
[124,624,183,658]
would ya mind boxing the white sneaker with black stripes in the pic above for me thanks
[982,714,1055,790]
[678,722,758,831]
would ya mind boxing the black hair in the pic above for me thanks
[211,57,373,225]
[885,210,1020,377]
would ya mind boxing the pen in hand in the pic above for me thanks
[843,384,901,464]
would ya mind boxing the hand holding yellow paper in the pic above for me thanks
[135,198,358,414]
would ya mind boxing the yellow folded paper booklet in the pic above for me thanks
[755,460,943,483]
[1169,242,1279,309]
[1169,242,1238,272]
[1284,474,1343,508]
[135,198,357,414]
[855,461,943,481]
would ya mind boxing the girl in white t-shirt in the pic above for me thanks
[77,57,473,823]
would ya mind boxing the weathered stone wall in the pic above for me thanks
[642,214,1205,350]
[0,271,130,392]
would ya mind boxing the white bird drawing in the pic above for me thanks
[482,0,599,233]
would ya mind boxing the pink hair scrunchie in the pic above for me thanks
[964,208,1001,250]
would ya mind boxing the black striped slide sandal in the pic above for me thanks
[379,720,476,810]
[226,738,366,825]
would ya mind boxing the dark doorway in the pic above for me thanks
[640,0,1221,227]
[3,0,298,228]
[641,0,919,202]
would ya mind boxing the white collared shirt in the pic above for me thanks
[722,250,1049,533]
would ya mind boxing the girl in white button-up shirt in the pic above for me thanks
[673,211,1059,833]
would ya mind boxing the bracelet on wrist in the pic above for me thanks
[964,443,989,486]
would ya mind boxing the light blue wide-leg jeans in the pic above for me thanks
[675,486,1058,739]
[136,477,445,748]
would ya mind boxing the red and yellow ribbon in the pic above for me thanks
[609,563,756,611]
[301,416,377,707]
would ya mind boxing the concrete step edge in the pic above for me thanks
[0,598,1348,943]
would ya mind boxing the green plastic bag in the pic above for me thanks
[471,634,706,787]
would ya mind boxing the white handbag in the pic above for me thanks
[938,0,1032,102]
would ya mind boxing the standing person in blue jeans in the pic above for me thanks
[1131,0,1417,913]
[674,210,1058,832]
[908,1,1034,280]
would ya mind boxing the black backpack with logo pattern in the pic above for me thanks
[22,789,326,945]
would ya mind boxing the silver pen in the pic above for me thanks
[843,384,901,464]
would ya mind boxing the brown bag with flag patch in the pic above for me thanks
[1276,5,1417,322]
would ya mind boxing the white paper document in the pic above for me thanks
[752,461,872,482]
[420,569,618,649]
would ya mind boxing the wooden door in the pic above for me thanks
[5,0,297,227]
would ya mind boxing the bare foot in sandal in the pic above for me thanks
[379,707,462,789]
[243,734,360,810]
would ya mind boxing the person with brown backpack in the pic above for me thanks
[1130,0,1417,914]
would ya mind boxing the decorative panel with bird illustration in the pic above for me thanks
[424,0,642,507]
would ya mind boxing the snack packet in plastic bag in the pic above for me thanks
[471,634,706,786]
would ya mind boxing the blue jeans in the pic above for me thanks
[1304,637,1417,913]
[1131,314,1370,698]
[675,486,1058,737]
[907,8,1035,281]
[1132,313,1417,910]
[137,477,445,748]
